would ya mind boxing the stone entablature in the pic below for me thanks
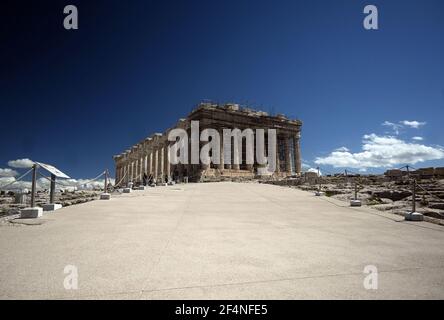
[113,102,302,184]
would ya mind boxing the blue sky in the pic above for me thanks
[0,0,443,183]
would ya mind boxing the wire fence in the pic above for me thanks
[37,171,106,189]
[0,168,34,190]
[1,164,150,196]
[310,165,444,220]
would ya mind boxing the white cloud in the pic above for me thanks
[8,158,35,168]
[302,162,311,169]
[412,136,424,141]
[0,168,18,177]
[382,120,427,135]
[1,175,114,192]
[37,177,115,191]
[0,177,32,191]
[0,177,16,187]
[335,147,349,152]
[401,120,426,128]
[382,121,402,135]
[307,168,322,176]
[315,133,444,169]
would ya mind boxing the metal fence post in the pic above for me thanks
[104,170,108,194]
[49,174,56,204]
[354,180,358,200]
[30,164,37,207]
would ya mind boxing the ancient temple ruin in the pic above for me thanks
[113,102,302,184]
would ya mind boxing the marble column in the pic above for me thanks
[154,149,159,181]
[135,158,140,181]
[140,156,144,178]
[275,138,281,174]
[187,133,192,179]
[164,144,170,181]
[285,137,292,173]
[294,134,301,174]
[218,129,224,172]
[233,145,240,170]
[130,161,134,181]
[200,140,209,171]
[149,152,153,175]
[160,146,164,182]
[140,156,145,177]
[129,160,134,181]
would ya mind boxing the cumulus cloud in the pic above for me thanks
[0,177,16,186]
[315,134,444,169]
[412,136,424,141]
[0,168,18,177]
[0,177,32,191]
[401,120,426,128]
[335,147,350,152]
[8,158,35,168]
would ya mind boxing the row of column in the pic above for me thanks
[115,132,301,183]
[115,144,171,185]
[283,134,301,175]
[200,130,301,175]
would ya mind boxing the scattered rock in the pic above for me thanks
[372,190,411,201]
[429,203,444,210]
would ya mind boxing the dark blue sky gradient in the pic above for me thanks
[1,0,443,178]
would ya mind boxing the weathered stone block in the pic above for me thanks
[350,200,362,207]
[100,193,111,200]
[404,212,424,221]
[42,203,62,211]
[20,207,43,218]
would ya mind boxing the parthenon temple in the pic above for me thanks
[113,102,302,184]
